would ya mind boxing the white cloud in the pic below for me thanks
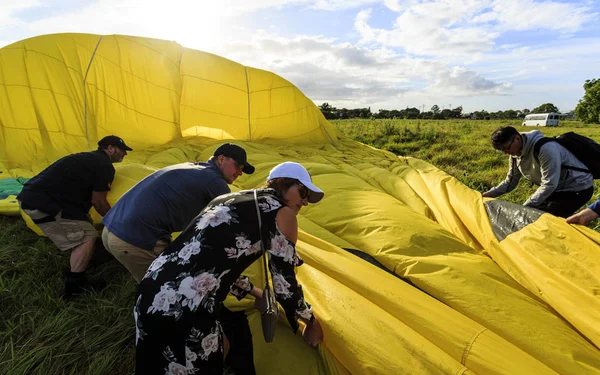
[1,0,262,52]
[473,0,596,33]
[356,2,498,57]
[426,66,512,95]
[355,0,595,58]
[466,37,600,82]
[0,1,43,45]
[0,1,41,24]
[0,0,380,50]
[213,32,511,110]
[311,0,378,10]
[382,0,403,12]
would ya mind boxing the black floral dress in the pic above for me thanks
[134,189,314,375]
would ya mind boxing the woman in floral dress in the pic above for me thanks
[134,162,325,374]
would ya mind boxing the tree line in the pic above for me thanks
[319,78,600,123]
[319,103,561,120]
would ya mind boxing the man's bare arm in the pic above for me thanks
[91,191,111,216]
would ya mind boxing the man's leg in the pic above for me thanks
[102,227,166,283]
[20,209,104,299]
[39,218,103,299]
[70,238,95,272]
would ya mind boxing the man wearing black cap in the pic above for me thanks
[101,143,255,282]
[17,135,132,299]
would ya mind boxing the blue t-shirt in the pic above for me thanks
[102,160,229,250]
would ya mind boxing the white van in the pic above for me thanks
[521,113,560,127]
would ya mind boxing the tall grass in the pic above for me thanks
[0,217,137,375]
[333,119,600,228]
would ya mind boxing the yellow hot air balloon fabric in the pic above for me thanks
[0,33,599,374]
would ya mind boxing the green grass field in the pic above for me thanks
[333,118,600,231]
[1,119,599,374]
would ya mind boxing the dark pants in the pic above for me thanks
[221,308,256,375]
[135,307,255,375]
[537,186,594,218]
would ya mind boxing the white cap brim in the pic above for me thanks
[267,162,325,203]
[301,180,324,203]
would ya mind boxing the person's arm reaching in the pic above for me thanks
[92,165,114,216]
[91,190,111,216]
[567,197,600,226]
[270,206,323,347]
[483,157,521,198]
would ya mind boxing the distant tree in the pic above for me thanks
[431,105,440,114]
[319,102,337,119]
[532,103,559,113]
[405,107,420,119]
[504,109,517,119]
[377,109,391,119]
[574,78,600,124]
[489,111,502,119]
[338,108,349,119]
[389,110,402,118]
[473,110,489,120]
[450,106,463,119]
[361,107,372,119]
[440,108,452,119]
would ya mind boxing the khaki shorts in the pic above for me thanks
[101,227,167,283]
[22,208,97,251]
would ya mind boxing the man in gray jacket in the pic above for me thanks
[482,126,594,218]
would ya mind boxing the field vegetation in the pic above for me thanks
[333,118,600,232]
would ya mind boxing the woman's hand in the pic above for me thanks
[302,318,323,348]
[251,286,264,310]
[250,286,263,299]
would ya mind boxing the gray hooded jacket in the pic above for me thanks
[485,130,594,207]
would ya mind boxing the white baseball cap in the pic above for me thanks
[267,162,324,203]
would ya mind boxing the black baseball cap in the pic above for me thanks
[98,135,133,151]
[213,143,255,174]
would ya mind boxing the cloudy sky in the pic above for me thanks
[1,0,599,113]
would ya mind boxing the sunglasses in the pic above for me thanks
[297,182,310,200]
[500,136,516,153]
